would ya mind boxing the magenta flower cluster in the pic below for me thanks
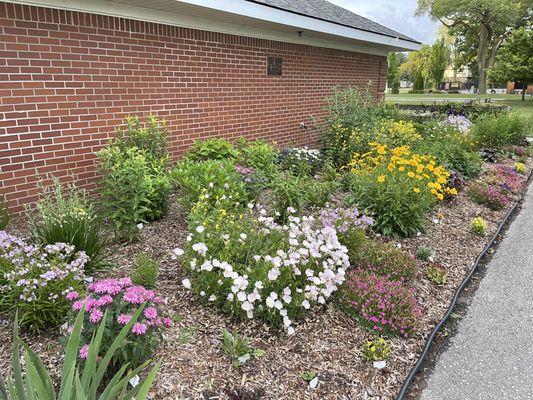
[66,277,171,366]
[342,270,423,337]
[489,164,525,195]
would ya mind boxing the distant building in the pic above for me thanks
[507,81,533,95]
[441,65,474,92]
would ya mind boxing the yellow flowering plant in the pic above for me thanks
[346,143,457,237]
[374,119,422,147]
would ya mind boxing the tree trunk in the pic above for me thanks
[523,85,527,102]
[477,24,490,95]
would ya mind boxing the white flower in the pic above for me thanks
[240,233,247,240]
[302,300,310,309]
[192,242,208,256]
[182,278,192,289]
[196,226,205,233]
[253,255,261,261]
[241,301,253,311]
[137,223,144,230]
[287,326,295,335]
[221,234,230,241]
[267,268,280,281]
[172,248,184,260]
[237,291,247,302]
[208,294,217,301]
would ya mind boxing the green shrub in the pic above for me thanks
[99,146,171,241]
[222,330,265,366]
[29,178,109,274]
[0,195,9,230]
[238,139,279,176]
[116,115,168,160]
[318,86,384,166]
[0,231,87,332]
[426,265,446,285]
[306,180,339,209]
[471,114,528,149]
[349,238,417,281]
[278,147,322,176]
[471,217,488,236]
[362,337,390,362]
[185,138,239,161]
[0,309,160,400]
[172,160,247,213]
[270,172,309,220]
[131,253,159,289]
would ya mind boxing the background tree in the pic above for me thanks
[401,45,431,91]
[488,27,533,101]
[428,39,450,90]
[417,0,532,95]
[387,52,402,94]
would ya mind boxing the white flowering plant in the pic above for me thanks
[0,231,87,332]
[175,185,350,334]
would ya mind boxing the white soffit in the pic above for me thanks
[7,0,421,54]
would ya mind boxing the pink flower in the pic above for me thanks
[72,300,84,311]
[66,291,79,301]
[97,295,113,307]
[67,325,74,334]
[147,318,162,327]
[132,322,148,336]
[163,317,172,327]
[123,286,155,304]
[117,314,132,325]
[79,344,89,359]
[144,307,158,319]
[89,308,103,323]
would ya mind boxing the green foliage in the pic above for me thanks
[238,139,279,176]
[305,180,339,209]
[417,245,434,261]
[172,160,247,213]
[222,330,265,366]
[29,178,110,274]
[318,86,384,166]
[387,53,401,94]
[471,216,488,236]
[0,195,9,231]
[350,237,417,281]
[362,337,390,362]
[270,172,309,221]
[0,309,160,400]
[471,114,528,149]
[299,371,316,382]
[428,39,450,90]
[131,253,159,289]
[185,138,239,161]
[115,115,168,160]
[426,265,446,286]
[348,168,436,238]
[278,147,322,176]
[401,45,431,90]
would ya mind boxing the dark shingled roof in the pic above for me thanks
[245,0,420,44]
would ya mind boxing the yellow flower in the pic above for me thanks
[413,187,420,193]
[407,171,415,178]
[437,193,444,201]
[377,175,386,183]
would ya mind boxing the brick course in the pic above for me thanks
[0,1,387,213]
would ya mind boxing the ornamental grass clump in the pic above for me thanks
[29,178,109,274]
[0,231,87,332]
[66,277,171,369]
[339,270,423,337]
[346,143,456,237]
[176,184,349,335]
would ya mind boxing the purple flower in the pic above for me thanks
[89,308,103,323]
[163,317,172,327]
[79,344,89,359]
[117,314,132,325]
[132,322,148,336]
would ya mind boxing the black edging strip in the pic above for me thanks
[396,168,533,400]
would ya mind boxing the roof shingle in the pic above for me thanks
[245,0,419,44]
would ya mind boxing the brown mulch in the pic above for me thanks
[0,158,531,400]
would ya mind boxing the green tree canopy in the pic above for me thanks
[387,52,402,94]
[417,0,532,95]
[489,28,533,100]
[401,45,431,91]
[428,39,450,90]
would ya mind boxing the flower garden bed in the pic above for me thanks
[0,90,531,399]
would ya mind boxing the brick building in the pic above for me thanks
[0,0,419,212]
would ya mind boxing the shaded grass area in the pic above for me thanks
[385,93,533,134]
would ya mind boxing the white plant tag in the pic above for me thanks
[373,360,386,369]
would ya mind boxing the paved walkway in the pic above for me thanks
[420,183,533,400]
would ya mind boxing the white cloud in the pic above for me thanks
[328,0,440,44]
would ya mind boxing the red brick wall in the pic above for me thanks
[0,1,387,214]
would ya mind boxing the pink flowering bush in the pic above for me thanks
[339,270,423,337]
[0,231,87,332]
[66,277,171,368]
[468,183,510,211]
[487,164,525,195]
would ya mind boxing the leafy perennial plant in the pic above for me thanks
[0,231,87,332]
[175,184,350,335]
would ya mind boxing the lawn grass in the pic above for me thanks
[386,93,533,134]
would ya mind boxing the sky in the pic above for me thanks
[328,0,441,44]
